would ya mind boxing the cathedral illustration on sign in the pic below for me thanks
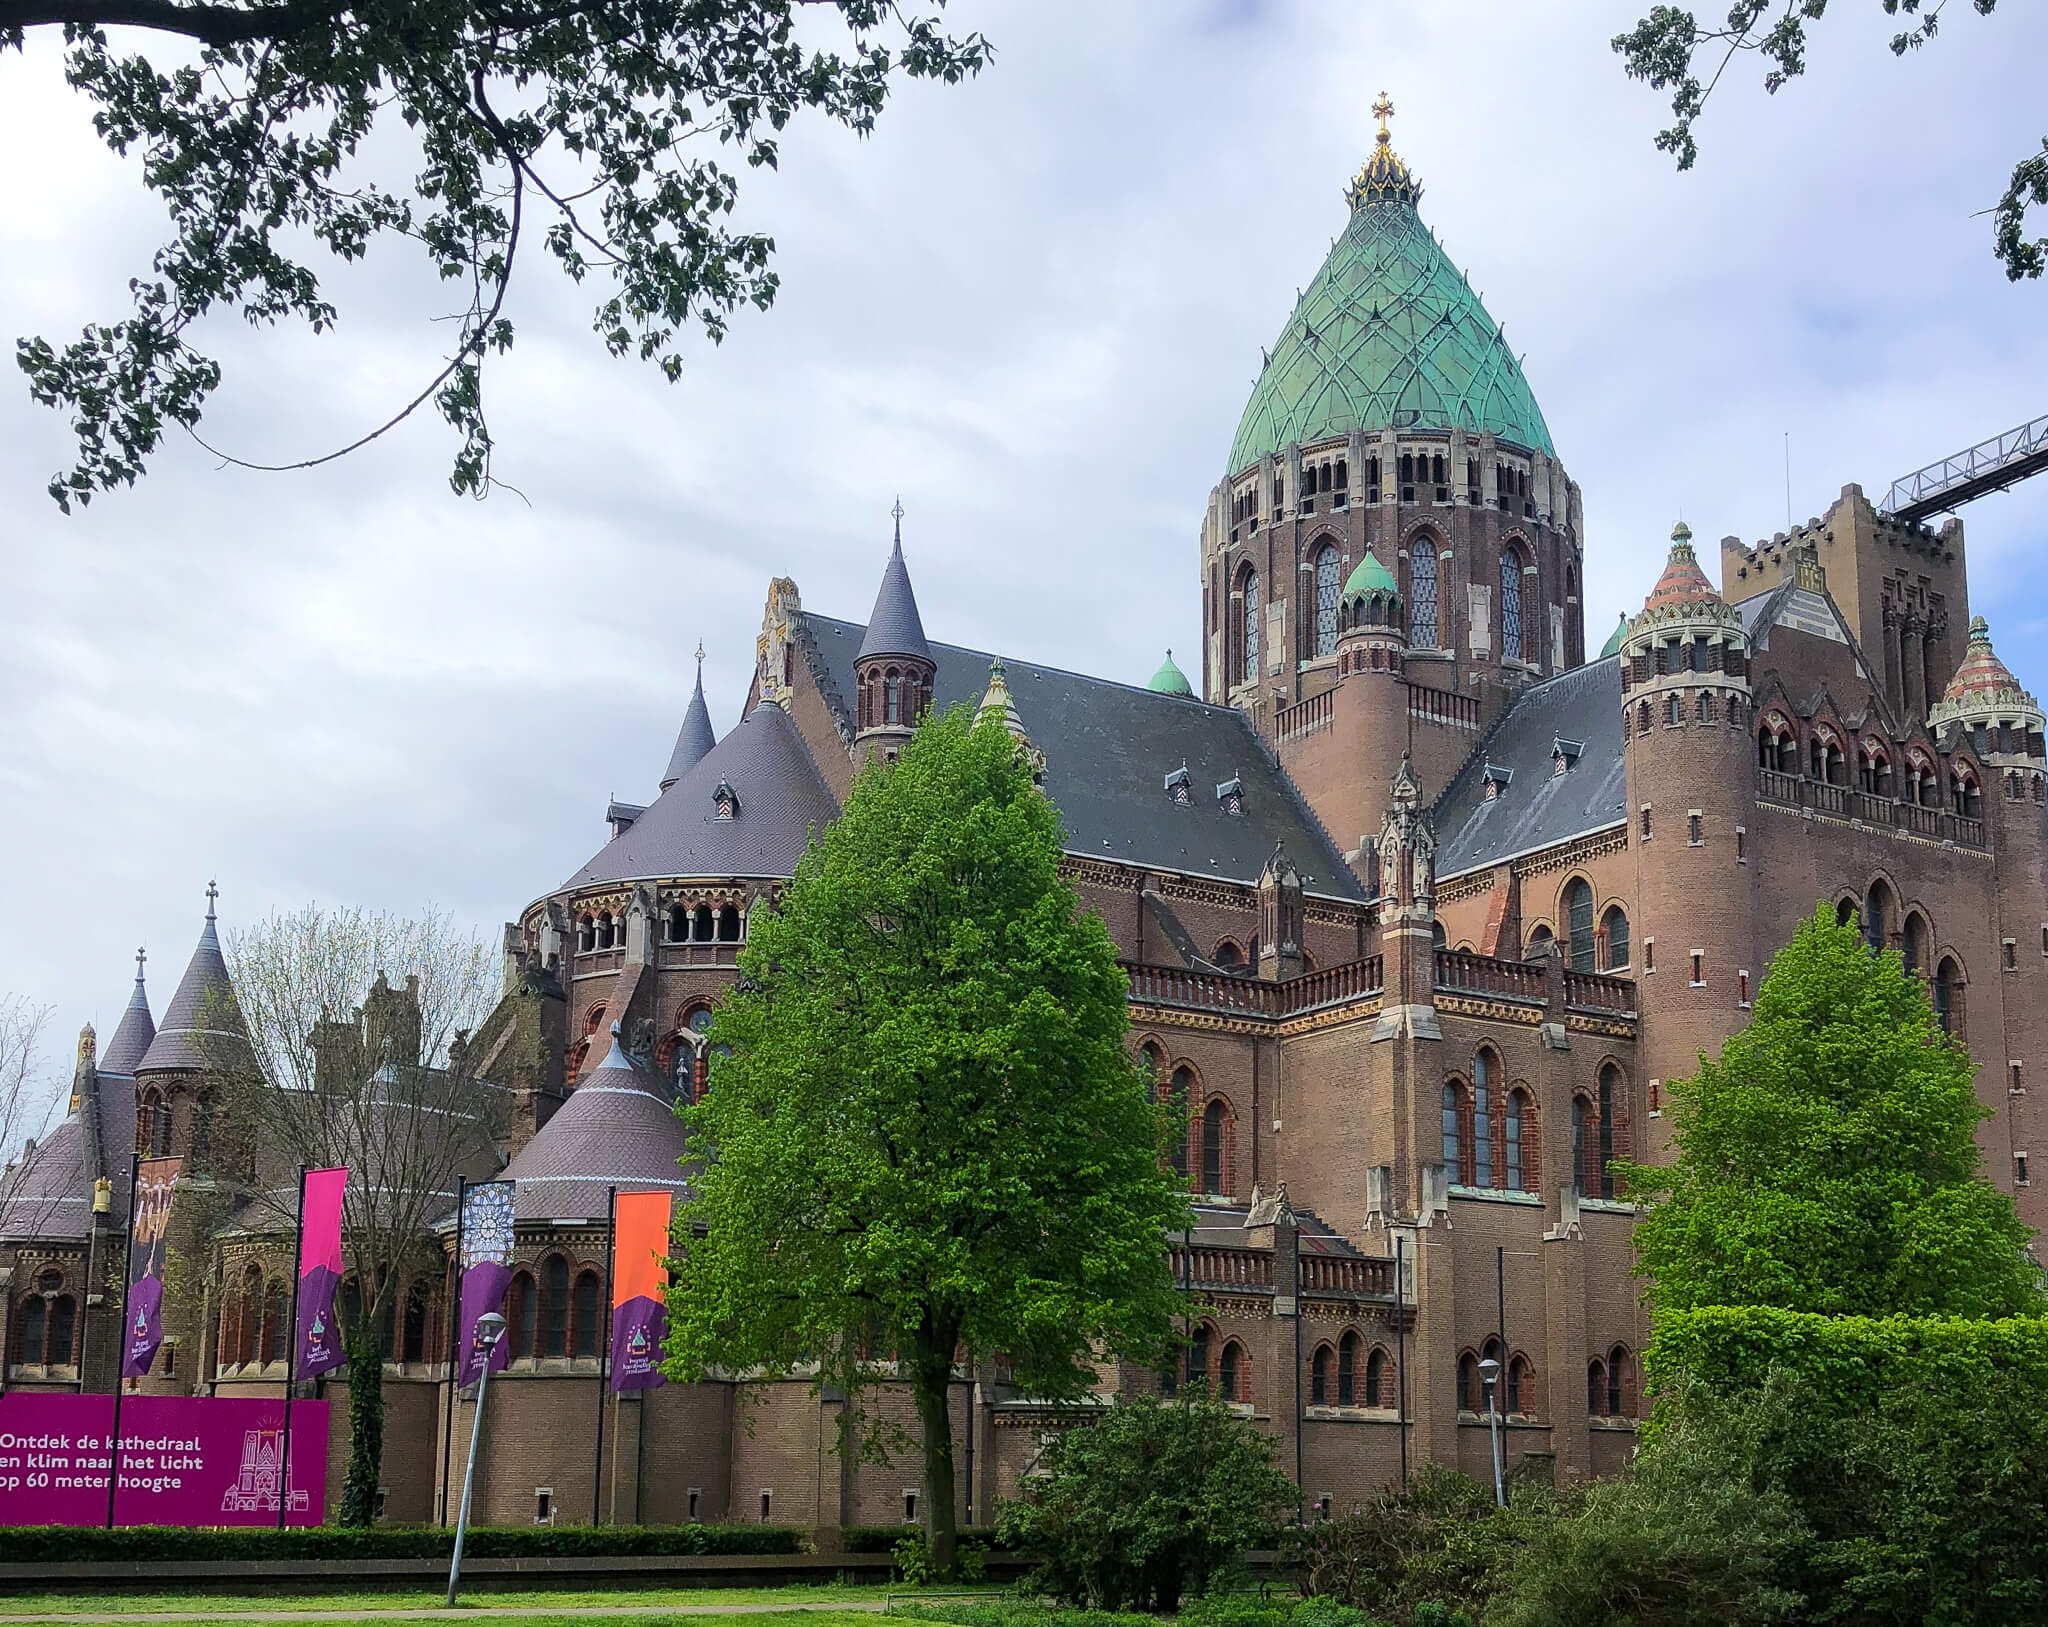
[7,105,2043,1527]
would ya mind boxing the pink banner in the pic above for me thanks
[295,1166,347,1380]
[0,1394,328,1526]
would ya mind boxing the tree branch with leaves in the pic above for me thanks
[5,0,991,510]
[1614,2,2042,280]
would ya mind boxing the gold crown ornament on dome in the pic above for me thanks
[1347,91,1421,210]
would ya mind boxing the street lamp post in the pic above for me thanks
[1478,1355,1504,1508]
[446,1311,507,1608]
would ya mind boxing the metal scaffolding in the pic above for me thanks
[1883,411,2048,524]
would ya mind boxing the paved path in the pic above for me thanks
[0,1603,895,1623]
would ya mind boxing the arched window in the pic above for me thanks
[1240,570,1261,685]
[1595,1066,1619,1200]
[577,914,595,953]
[1366,1346,1391,1408]
[341,1274,364,1337]
[1953,768,1982,818]
[1201,1099,1228,1195]
[884,668,902,725]
[1214,940,1243,971]
[542,1255,570,1358]
[18,1296,44,1366]
[1601,906,1630,970]
[1864,881,1893,953]
[1218,1339,1246,1403]
[1507,1354,1533,1416]
[692,903,713,941]
[1313,545,1342,657]
[1934,956,1964,1036]
[142,1090,169,1158]
[1441,1082,1461,1176]
[1311,1344,1331,1404]
[1524,925,1554,960]
[1410,542,1439,649]
[717,904,741,942]
[1166,1067,1193,1180]
[1902,912,1927,977]
[261,1283,286,1366]
[1458,1350,1480,1412]
[1186,1323,1211,1391]
[509,1271,537,1360]
[1587,1356,1608,1416]
[1337,1330,1359,1406]
[596,911,614,949]
[1564,879,1595,972]
[1472,1052,1495,1188]
[238,1263,264,1365]
[1499,550,1524,662]
[1609,1345,1635,1417]
[573,1270,602,1358]
[1505,1089,1531,1191]
[1571,1097,1589,1197]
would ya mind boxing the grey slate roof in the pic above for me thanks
[499,1038,692,1221]
[854,538,933,664]
[0,1115,95,1242]
[137,901,249,1075]
[1432,656,1627,881]
[805,615,1365,900]
[661,660,718,790]
[564,701,839,889]
[100,965,155,1077]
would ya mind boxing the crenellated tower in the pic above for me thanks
[1620,523,1756,1162]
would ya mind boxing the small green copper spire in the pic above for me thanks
[1147,649,1194,697]
[1343,551,1398,598]
[1598,612,1629,659]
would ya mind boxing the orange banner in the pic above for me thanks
[611,1191,673,1307]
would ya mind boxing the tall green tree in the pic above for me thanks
[1625,904,2041,1318]
[665,705,1189,1575]
[1613,2,2041,281]
[5,1,989,509]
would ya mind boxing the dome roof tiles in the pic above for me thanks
[1931,617,2043,731]
[501,1036,692,1221]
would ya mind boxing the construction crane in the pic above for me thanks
[1883,411,2048,525]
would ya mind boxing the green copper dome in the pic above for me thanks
[1227,132,1554,476]
[1343,551,1398,598]
[1597,612,1628,659]
[1147,649,1194,696]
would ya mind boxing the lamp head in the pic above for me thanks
[474,1310,508,1351]
[1478,1356,1500,1384]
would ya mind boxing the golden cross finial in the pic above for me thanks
[1372,91,1394,144]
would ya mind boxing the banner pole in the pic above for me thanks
[105,1153,139,1529]
[278,1165,307,1531]
[592,1185,615,1524]
[440,1177,466,1527]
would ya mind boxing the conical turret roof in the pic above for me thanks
[855,528,932,664]
[1228,106,1554,476]
[662,649,717,790]
[499,1033,692,1220]
[137,888,249,1075]
[99,951,156,1077]
[1343,550,1398,598]
[1597,613,1629,660]
[1641,522,1720,614]
[1146,650,1194,697]
[1930,617,2043,730]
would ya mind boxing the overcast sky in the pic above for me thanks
[3,0,2044,1104]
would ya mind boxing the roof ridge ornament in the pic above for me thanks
[1346,89,1420,211]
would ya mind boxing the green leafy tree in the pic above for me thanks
[1625,904,2041,1319]
[1613,2,2042,281]
[1282,1464,1513,1627]
[996,1393,1298,1612]
[4,1,989,510]
[665,705,1189,1577]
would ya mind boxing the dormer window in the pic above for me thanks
[1164,766,1193,807]
[713,779,741,820]
[1482,763,1513,801]
[1552,738,1583,775]
[1215,776,1244,816]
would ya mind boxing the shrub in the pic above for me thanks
[1281,1465,1511,1626]
[995,1394,1297,1611]
[0,1522,805,1564]
[843,1524,999,1554]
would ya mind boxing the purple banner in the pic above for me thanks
[457,1261,513,1388]
[122,1157,181,1379]
[295,1167,348,1380]
[610,1296,667,1392]
[0,1394,327,1526]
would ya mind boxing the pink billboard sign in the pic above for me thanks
[0,1394,328,1527]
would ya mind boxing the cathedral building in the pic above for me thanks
[6,110,2043,1532]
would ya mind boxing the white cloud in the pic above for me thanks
[2,0,2044,1035]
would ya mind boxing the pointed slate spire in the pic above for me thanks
[99,948,157,1078]
[662,643,717,791]
[856,503,932,663]
[137,883,249,1075]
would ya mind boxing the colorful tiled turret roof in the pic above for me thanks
[1930,617,2043,731]
[1641,522,1720,613]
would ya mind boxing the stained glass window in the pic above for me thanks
[1410,544,1438,648]
[1500,551,1523,662]
[1313,547,1341,656]
[1242,572,1260,682]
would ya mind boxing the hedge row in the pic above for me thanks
[0,1522,806,1564]
[840,1524,999,1554]
[1647,1306,2048,1401]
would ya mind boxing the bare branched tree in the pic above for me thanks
[0,997,68,1244]
[200,904,503,1525]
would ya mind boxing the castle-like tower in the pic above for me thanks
[1202,98,1582,861]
